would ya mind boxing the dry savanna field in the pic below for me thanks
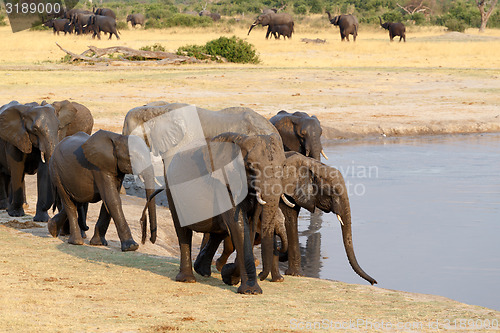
[0,21,500,332]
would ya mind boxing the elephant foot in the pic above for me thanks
[237,281,262,295]
[47,219,59,237]
[33,211,49,222]
[193,256,212,277]
[258,270,270,281]
[176,271,196,283]
[215,257,226,272]
[0,199,8,210]
[221,263,240,286]
[285,267,303,277]
[68,235,84,245]
[80,230,87,239]
[121,239,139,252]
[7,207,25,217]
[90,235,108,246]
[271,274,284,282]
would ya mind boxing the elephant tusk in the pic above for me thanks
[337,214,344,226]
[138,175,145,184]
[256,192,267,205]
[154,178,163,187]
[41,153,46,164]
[281,194,295,208]
[321,149,329,160]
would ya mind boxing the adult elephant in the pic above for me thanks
[126,13,145,28]
[48,130,157,250]
[326,11,358,42]
[0,101,59,219]
[280,152,377,284]
[87,15,120,40]
[70,12,93,35]
[248,12,294,39]
[93,7,116,19]
[123,102,291,287]
[270,110,327,161]
[379,17,406,42]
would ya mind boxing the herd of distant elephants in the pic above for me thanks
[0,99,377,294]
[42,6,406,42]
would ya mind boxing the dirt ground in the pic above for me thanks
[0,24,500,331]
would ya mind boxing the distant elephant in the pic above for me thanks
[379,17,406,42]
[123,102,291,286]
[261,8,278,15]
[326,11,358,42]
[70,12,93,35]
[43,18,72,35]
[199,10,221,21]
[0,101,59,219]
[248,12,294,39]
[48,130,157,250]
[93,7,116,19]
[270,110,327,161]
[270,24,293,39]
[126,13,145,28]
[87,15,120,40]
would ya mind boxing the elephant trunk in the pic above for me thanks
[139,166,158,244]
[248,22,258,35]
[379,16,383,27]
[258,197,281,280]
[326,11,332,21]
[275,209,288,253]
[339,198,377,285]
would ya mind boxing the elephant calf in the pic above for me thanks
[48,130,157,251]
[379,17,406,42]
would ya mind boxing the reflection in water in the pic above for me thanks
[295,133,500,311]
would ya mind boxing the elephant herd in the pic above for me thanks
[0,100,376,295]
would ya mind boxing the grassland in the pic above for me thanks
[0,23,500,332]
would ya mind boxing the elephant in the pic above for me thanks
[87,15,120,40]
[199,10,221,21]
[93,7,117,20]
[70,12,93,35]
[122,102,292,287]
[248,12,294,40]
[47,130,157,250]
[279,152,377,284]
[126,13,145,28]
[270,110,327,161]
[43,18,72,35]
[326,11,359,42]
[379,17,406,42]
[270,24,293,39]
[0,101,59,219]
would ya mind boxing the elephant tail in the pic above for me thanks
[139,188,163,244]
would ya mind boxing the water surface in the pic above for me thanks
[295,133,500,311]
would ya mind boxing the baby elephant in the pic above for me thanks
[48,130,157,251]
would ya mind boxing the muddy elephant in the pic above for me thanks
[0,101,59,220]
[270,110,327,161]
[93,7,116,19]
[48,130,157,250]
[123,102,292,290]
[379,17,406,42]
[126,13,145,28]
[326,11,358,42]
[248,12,294,39]
[87,15,120,40]
[280,152,377,284]
[43,18,72,35]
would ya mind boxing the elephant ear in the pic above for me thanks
[52,100,77,131]
[82,130,118,173]
[282,152,316,212]
[0,102,33,154]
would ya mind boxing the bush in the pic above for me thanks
[177,36,260,64]
[0,13,7,26]
[444,18,466,32]
[140,43,166,52]
[116,21,128,30]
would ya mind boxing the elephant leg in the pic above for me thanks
[225,208,261,294]
[194,232,226,277]
[265,26,272,39]
[90,203,111,246]
[7,158,26,217]
[76,203,89,239]
[47,210,67,237]
[58,193,83,245]
[34,161,53,222]
[96,177,138,252]
[0,173,9,209]
[216,236,235,272]
[283,205,302,276]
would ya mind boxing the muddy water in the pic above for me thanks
[295,133,500,311]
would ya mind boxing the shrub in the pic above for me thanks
[140,43,166,52]
[444,18,466,32]
[0,13,7,26]
[116,21,128,30]
[177,36,260,64]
